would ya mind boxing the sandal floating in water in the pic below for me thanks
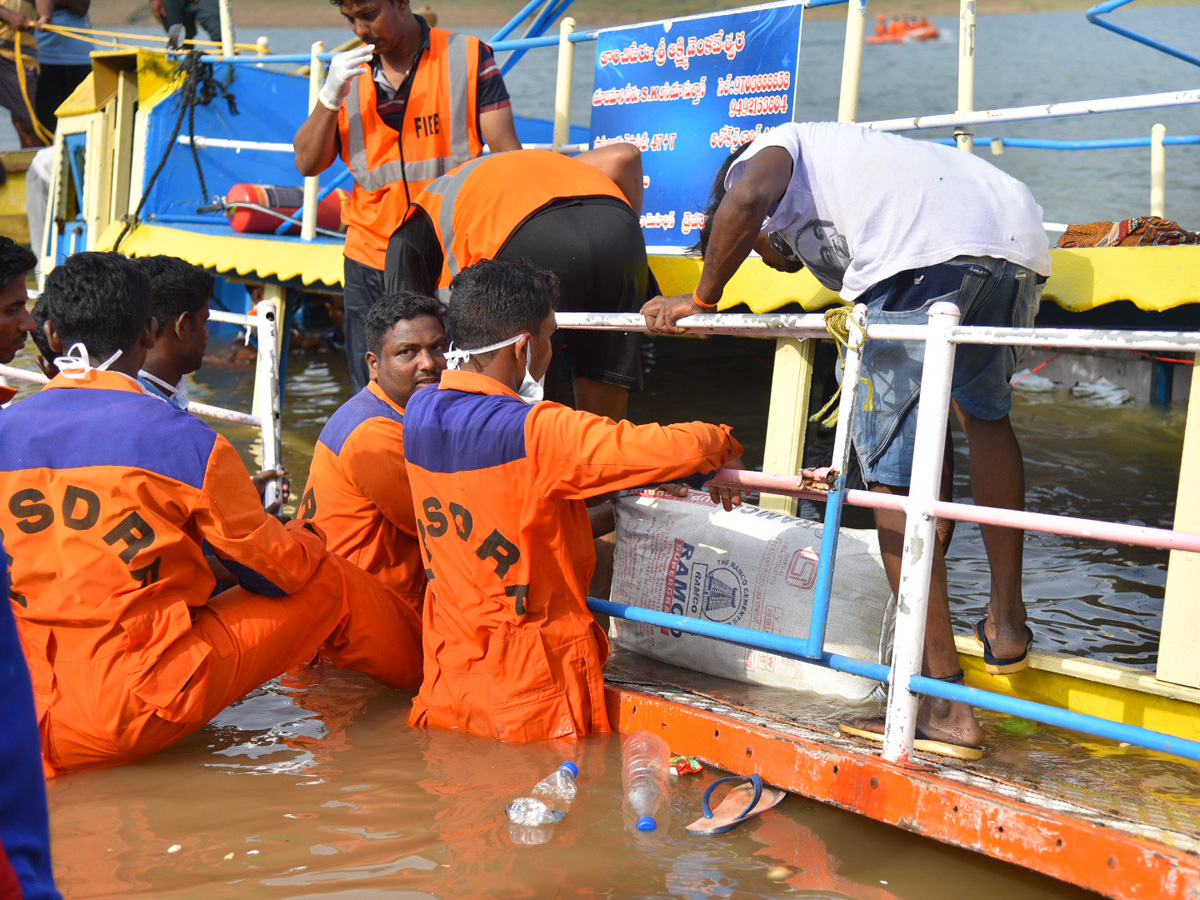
[685,773,787,834]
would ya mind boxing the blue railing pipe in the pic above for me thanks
[500,0,579,74]
[588,597,889,681]
[593,596,1200,764]
[806,474,846,658]
[1086,0,1200,68]
[490,0,562,41]
[910,673,1200,762]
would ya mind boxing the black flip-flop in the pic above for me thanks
[974,617,1033,675]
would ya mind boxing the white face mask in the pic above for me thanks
[516,342,545,405]
[139,369,190,411]
[54,342,123,380]
[444,333,545,405]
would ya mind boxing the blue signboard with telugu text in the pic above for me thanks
[591,2,803,250]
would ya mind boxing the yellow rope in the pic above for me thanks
[808,300,874,428]
[13,30,54,144]
[40,22,262,52]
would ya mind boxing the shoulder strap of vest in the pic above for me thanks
[344,31,478,193]
[419,154,490,284]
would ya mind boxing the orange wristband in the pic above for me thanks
[691,289,718,310]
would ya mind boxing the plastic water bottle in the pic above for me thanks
[505,761,579,827]
[621,732,671,832]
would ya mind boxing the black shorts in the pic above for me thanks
[498,196,648,391]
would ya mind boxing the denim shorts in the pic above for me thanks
[845,255,1045,487]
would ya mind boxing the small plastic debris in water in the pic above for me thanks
[223,853,234,861]
[1011,369,1056,392]
[995,716,1039,738]
[167,845,181,854]
[766,866,792,881]
[246,850,260,856]
[670,755,704,777]
[1069,377,1131,406]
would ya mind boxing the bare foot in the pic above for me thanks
[917,692,983,749]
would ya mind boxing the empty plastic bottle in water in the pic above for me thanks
[505,761,579,827]
[622,731,671,832]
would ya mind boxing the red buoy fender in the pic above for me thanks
[226,184,348,235]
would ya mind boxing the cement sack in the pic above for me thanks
[610,490,895,701]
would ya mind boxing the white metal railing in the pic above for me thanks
[557,310,1200,764]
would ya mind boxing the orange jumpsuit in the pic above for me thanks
[403,370,743,741]
[0,370,422,774]
[298,380,425,617]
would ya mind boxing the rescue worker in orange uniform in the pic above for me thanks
[385,146,653,422]
[402,260,746,742]
[298,291,447,618]
[0,252,423,774]
[293,0,522,392]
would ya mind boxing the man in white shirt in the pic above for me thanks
[643,122,1052,760]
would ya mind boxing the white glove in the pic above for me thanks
[318,44,375,112]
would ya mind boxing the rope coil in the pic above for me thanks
[809,300,874,428]
[115,49,239,250]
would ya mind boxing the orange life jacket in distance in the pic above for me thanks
[410,149,628,295]
[338,27,484,270]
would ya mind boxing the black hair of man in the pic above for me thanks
[448,259,558,352]
[29,295,53,361]
[0,235,36,292]
[694,140,755,259]
[43,252,153,358]
[134,255,214,337]
[365,291,443,356]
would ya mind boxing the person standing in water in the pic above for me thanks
[642,121,1051,760]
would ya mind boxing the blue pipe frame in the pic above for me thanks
[588,597,1200,763]
[1086,0,1200,69]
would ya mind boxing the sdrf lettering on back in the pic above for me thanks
[416,495,529,616]
[413,113,441,139]
[8,485,163,586]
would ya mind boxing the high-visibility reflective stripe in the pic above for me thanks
[421,155,490,280]
[345,33,474,194]
[446,32,471,163]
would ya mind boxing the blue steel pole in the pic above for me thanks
[591,596,1200,763]
[1086,0,1200,68]
[807,475,845,658]
[910,673,1200,762]
[588,597,890,682]
[491,0,558,42]
[807,305,868,660]
[500,0,579,75]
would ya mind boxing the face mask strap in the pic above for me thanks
[444,333,524,371]
[53,342,122,379]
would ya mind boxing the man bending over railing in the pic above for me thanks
[642,121,1052,760]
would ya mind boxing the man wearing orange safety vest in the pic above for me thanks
[293,0,521,392]
[298,291,447,619]
[0,252,423,774]
[402,259,745,742]
[385,145,652,422]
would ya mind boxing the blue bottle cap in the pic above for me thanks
[636,816,658,832]
[559,761,579,779]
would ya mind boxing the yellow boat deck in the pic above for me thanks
[604,648,1200,900]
